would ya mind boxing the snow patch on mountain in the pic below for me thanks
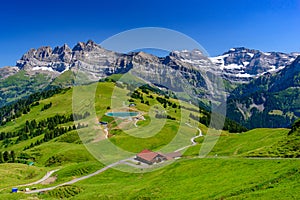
[209,47,299,82]
[32,66,55,72]
[236,73,253,78]
[247,53,254,58]
[7,42,300,84]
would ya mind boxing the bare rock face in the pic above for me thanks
[16,44,72,73]
[70,40,133,81]
[1,41,299,106]
[10,41,299,84]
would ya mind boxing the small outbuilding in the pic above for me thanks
[165,151,182,159]
[99,121,108,125]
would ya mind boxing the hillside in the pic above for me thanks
[0,70,55,107]
[0,79,244,163]
[226,56,300,129]
[0,80,299,199]
[246,120,300,158]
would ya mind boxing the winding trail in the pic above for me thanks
[175,123,203,152]
[24,123,203,194]
[25,159,128,194]
[18,169,60,187]
[104,128,109,139]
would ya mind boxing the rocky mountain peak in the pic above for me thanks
[170,49,204,59]
[135,51,159,61]
[224,47,258,55]
[36,46,52,59]
[72,42,86,51]
[72,40,101,52]
[20,48,36,60]
[86,39,95,46]
[16,43,74,72]
[53,44,71,54]
[209,47,299,83]
[9,41,300,85]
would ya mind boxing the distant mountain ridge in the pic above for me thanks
[209,47,299,82]
[3,40,299,84]
[0,40,300,129]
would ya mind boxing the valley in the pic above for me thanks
[0,80,299,199]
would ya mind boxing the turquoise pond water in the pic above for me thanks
[105,112,139,117]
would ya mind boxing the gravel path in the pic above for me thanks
[25,160,126,194]
[24,123,203,194]
[175,123,203,152]
[17,169,60,187]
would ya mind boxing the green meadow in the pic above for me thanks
[0,81,299,199]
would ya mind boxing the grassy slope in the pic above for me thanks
[0,163,48,188]
[0,81,299,199]
[184,128,289,157]
[65,158,300,199]
[1,158,299,200]
[0,70,53,107]
[247,122,300,158]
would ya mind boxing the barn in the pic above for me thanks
[135,149,167,165]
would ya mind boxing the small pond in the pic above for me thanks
[105,112,139,118]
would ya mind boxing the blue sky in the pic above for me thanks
[0,0,299,67]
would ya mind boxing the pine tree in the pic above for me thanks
[10,151,15,163]
[0,152,4,163]
[3,151,9,162]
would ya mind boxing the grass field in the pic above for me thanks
[1,158,299,200]
[0,81,299,199]
[184,128,290,158]
[43,158,300,199]
[0,163,48,189]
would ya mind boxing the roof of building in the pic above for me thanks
[137,149,162,162]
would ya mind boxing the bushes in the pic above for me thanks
[0,150,15,163]
[45,155,66,166]
[47,185,83,198]
[188,113,247,133]
[41,102,52,111]
[155,113,176,120]
[23,123,86,150]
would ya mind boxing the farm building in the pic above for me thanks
[135,149,167,165]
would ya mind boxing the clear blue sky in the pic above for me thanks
[0,0,299,67]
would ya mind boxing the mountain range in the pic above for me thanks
[0,40,299,129]
[5,40,298,81]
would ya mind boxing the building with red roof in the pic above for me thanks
[135,149,167,165]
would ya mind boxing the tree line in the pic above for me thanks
[0,86,69,126]
[189,113,248,133]
[0,150,15,163]
[0,112,90,149]
[23,123,87,151]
